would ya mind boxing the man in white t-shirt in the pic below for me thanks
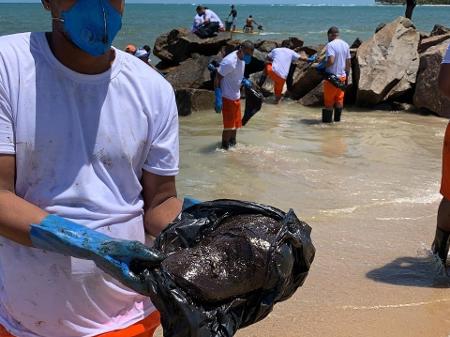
[214,41,254,149]
[260,41,301,103]
[432,44,450,272]
[0,1,182,336]
[194,6,224,38]
[322,26,351,123]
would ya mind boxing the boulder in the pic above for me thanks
[298,82,324,107]
[288,63,324,100]
[256,40,280,53]
[350,38,363,49]
[175,89,215,116]
[281,37,304,50]
[165,55,212,90]
[154,28,231,66]
[355,17,420,106]
[413,39,450,118]
[431,24,450,37]
[375,23,386,34]
[419,33,450,53]
[298,45,324,56]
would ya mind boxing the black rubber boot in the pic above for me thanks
[229,138,237,147]
[334,108,343,122]
[322,109,333,123]
[257,74,267,87]
[221,140,230,150]
[432,227,450,265]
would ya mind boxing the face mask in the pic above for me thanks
[243,54,252,65]
[55,0,123,57]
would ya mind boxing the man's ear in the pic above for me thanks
[41,0,51,11]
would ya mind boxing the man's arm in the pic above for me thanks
[345,58,351,74]
[214,71,223,89]
[0,155,48,246]
[142,171,182,237]
[326,55,335,68]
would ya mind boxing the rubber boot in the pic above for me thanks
[229,138,237,147]
[322,109,333,123]
[432,227,450,265]
[334,108,343,122]
[221,141,230,150]
[257,74,267,87]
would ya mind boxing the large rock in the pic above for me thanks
[256,40,280,53]
[154,28,231,66]
[281,37,304,50]
[413,39,450,118]
[355,17,420,106]
[419,33,450,53]
[175,89,215,116]
[298,82,324,107]
[165,55,212,90]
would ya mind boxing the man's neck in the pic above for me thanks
[46,31,114,75]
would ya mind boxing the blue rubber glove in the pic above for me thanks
[315,59,327,73]
[30,215,165,296]
[241,78,252,89]
[307,54,317,63]
[182,197,201,210]
[214,88,223,114]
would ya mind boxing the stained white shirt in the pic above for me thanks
[0,32,179,337]
[218,51,245,100]
[204,9,224,29]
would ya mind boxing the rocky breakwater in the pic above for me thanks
[156,19,450,118]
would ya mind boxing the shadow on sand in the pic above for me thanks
[299,118,322,126]
[366,256,450,289]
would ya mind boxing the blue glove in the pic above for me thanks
[307,54,317,63]
[214,88,223,113]
[182,197,201,210]
[30,215,165,296]
[315,59,327,72]
[241,78,252,89]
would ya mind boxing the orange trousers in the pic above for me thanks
[441,123,450,200]
[0,311,160,337]
[266,64,286,98]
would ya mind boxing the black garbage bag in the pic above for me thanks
[242,86,263,126]
[133,200,315,337]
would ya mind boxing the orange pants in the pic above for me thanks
[441,123,450,200]
[266,64,286,98]
[0,311,160,337]
[222,97,242,130]
[324,76,346,108]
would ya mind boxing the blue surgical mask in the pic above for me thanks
[243,54,252,65]
[55,0,123,57]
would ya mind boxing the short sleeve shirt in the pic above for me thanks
[218,51,245,100]
[326,39,351,77]
[0,32,179,337]
[268,48,300,79]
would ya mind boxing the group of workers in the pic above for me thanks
[214,26,351,149]
[0,1,447,337]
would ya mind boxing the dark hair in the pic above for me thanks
[240,40,255,51]
[281,40,290,48]
[328,26,340,35]
[196,5,204,11]
[249,15,253,18]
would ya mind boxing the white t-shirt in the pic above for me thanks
[204,9,224,29]
[268,48,300,80]
[192,14,204,31]
[326,38,351,77]
[0,32,179,337]
[218,51,245,100]
[443,44,450,64]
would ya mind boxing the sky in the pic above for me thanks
[0,0,375,4]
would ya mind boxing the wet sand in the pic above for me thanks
[157,102,450,337]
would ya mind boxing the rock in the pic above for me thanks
[298,45,321,56]
[355,17,420,106]
[175,89,215,116]
[154,28,231,66]
[350,38,363,49]
[419,33,450,53]
[281,37,304,50]
[298,82,324,107]
[431,24,450,37]
[289,63,324,100]
[375,23,386,34]
[165,55,212,90]
[413,39,450,118]
[256,40,280,53]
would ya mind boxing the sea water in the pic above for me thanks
[0,3,449,52]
